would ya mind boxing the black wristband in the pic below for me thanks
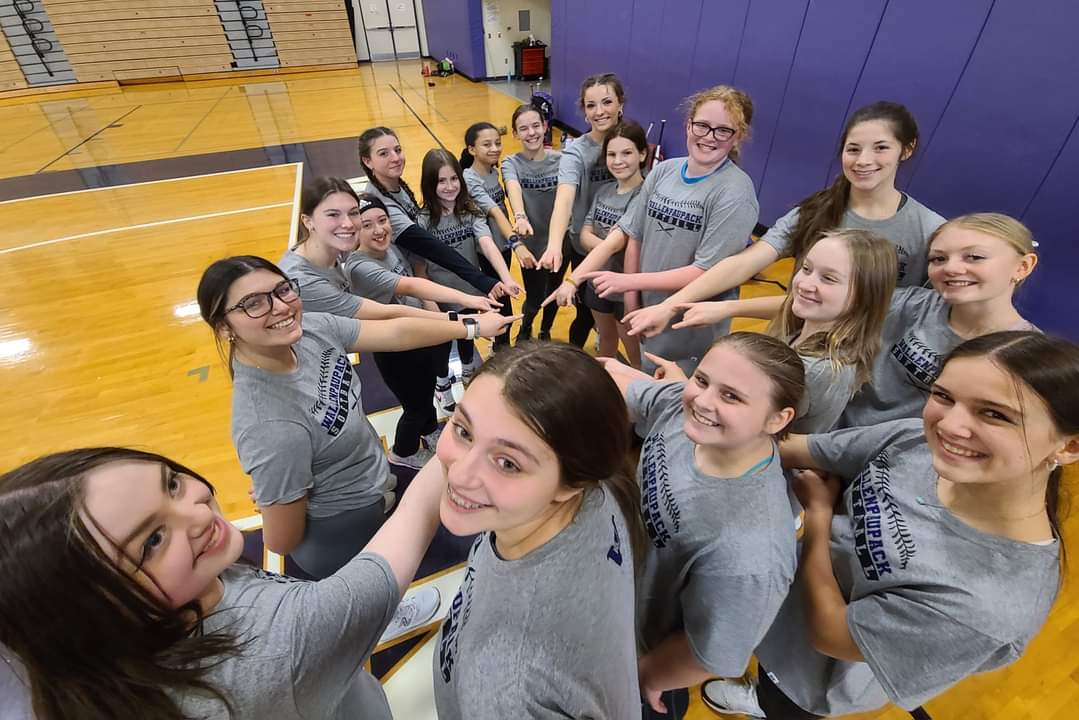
[447,310,459,321]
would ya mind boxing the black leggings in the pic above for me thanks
[518,264,560,338]
[435,339,474,378]
[372,347,441,456]
[478,250,514,347]
[756,666,823,720]
[564,244,595,347]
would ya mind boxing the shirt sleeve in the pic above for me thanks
[471,214,494,241]
[760,206,800,258]
[847,589,1021,710]
[583,193,599,227]
[290,553,401,713]
[383,198,417,237]
[807,418,923,480]
[557,143,585,186]
[692,179,760,269]
[626,380,685,437]
[296,273,362,318]
[682,565,787,677]
[345,255,402,305]
[615,167,659,239]
[236,420,314,506]
[465,171,498,213]
[500,157,519,184]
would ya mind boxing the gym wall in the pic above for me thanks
[549,0,1079,339]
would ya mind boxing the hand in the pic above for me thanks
[638,660,667,714]
[670,301,732,330]
[791,468,842,515]
[623,303,677,338]
[645,352,688,382]
[580,270,636,298]
[538,246,563,272]
[513,244,537,270]
[487,281,510,300]
[599,357,653,384]
[502,279,524,297]
[461,294,502,312]
[514,217,534,236]
[474,311,523,338]
[541,280,577,308]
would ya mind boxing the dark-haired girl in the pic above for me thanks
[0,444,451,719]
[605,333,804,719]
[537,72,626,347]
[461,121,528,348]
[704,331,1077,718]
[197,256,514,578]
[358,126,510,300]
[432,342,645,719]
[502,103,563,341]
[626,101,945,340]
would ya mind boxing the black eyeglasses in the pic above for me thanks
[225,278,300,319]
[689,121,736,142]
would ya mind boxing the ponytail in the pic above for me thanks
[459,147,474,170]
[787,179,850,265]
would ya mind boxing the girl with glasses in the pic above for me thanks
[624,101,945,340]
[548,85,760,374]
[197,256,516,579]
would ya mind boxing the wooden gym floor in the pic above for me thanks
[0,60,1074,720]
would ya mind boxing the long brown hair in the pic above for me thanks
[296,176,361,244]
[0,448,247,719]
[419,149,483,229]
[768,229,898,389]
[786,101,919,262]
[943,331,1079,572]
[357,126,421,216]
[472,342,648,563]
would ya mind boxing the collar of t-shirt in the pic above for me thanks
[680,157,729,184]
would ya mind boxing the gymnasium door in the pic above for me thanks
[356,0,421,61]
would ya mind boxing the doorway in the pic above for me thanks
[354,0,422,61]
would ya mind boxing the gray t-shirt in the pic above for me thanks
[279,250,362,318]
[756,419,1060,716]
[433,486,639,719]
[790,354,858,434]
[618,157,760,373]
[231,312,392,520]
[366,183,421,238]
[345,245,423,309]
[174,554,399,719]
[558,133,614,253]
[464,166,510,251]
[761,195,945,287]
[416,209,490,299]
[628,380,796,677]
[582,181,643,303]
[501,150,562,256]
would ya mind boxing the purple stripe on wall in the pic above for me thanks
[422,0,485,79]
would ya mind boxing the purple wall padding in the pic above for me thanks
[422,0,485,79]
[549,0,1079,339]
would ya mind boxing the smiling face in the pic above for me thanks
[686,99,739,168]
[435,163,462,207]
[582,83,622,133]
[513,109,546,152]
[925,355,1065,487]
[927,226,1035,306]
[222,269,303,350]
[363,133,405,184]
[681,345,789,449]
[357,206,392,256]
[81,461,244,611]
[840,119,909,194]
[605,135,644,181]
[301,191,360,255]
[435,374,579,538]
[790,236,854,326]
[469,128,502,168]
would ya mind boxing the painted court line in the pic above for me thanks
[287,161,304,249]
[0,162,303,205]
[0,201,294,256]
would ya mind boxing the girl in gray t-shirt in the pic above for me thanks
[559,85,760,374]
[623,101,945,341]
[432,343,646,720]
[0,442,452,720]
[838,213,1040,429]
[704,331,1075,719]
[605,332,804,719]
[503,104,564,341]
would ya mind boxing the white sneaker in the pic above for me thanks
[434,379,456,413]
[701,678,765,717]
[379,586,441,644]
[461,354,483,383]
[388,444,435,470]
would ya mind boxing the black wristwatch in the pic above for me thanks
[447,310,459,321]
[508,234,523,250]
